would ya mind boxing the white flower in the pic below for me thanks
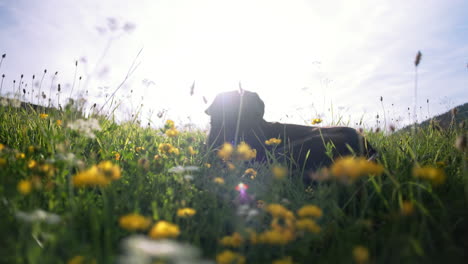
[120,236,205,264]
[15,209,61,224]
[184,175,194,181]
[67,118,102,138]
[168,166,199,174]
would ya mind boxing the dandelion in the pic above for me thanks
[272,165,288,180]
[412,166,446,185]
[312,118,322,125]
[177,208,196,218]
[39,113,48,119]
[67,256,85,264]
[0,143,5,151]
[148,221,180,239]
[213,177,225,184]
[297,205,323,218]
[266,204,294,220]
[258,229,294,245]
[244,168,257,179]
[217,142,234,160]
[265,138,282,146]
[165,119,175,129]
[353,245,370,264]
[28,145,35,153]
[204,163,211,168]
[15,152,26,159]
[114,152,121,161]
[165,128,179,137]
[158,143,179,155]
[236,142,257,160]
[272,256,294,264]
[216,250,245,264]
[135,146,145,153]
[187,146,197,155]
[119,213,152,231]
[97,161,121,180]
[219,232,243,248]
[17,179,32,195]
[73,166,110,187]
[56,119,62,126]
[27,160,37,169]
[296,218,321,233]
[330,157,384,183]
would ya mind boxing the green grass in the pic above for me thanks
[0,101,467,264]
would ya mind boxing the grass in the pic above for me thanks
[0,98,466,264]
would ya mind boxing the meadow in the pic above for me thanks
[0,91,467,264]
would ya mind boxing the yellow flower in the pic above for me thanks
[27,160,37,169]
[17,180,32,195]
[67,256,84,264]
[119,213,152,231]
[217,142,234,160]
[258,229,294,245]
[73,166,110,187]
[353,246,370,264]
[56,119,62,126]
[165,119,175,129]
[244,168,257,179]
[165,128,179,137]
[400,201,414,216]
[272,256,294,264]
[97,161,121,180]
[114,152,121,161]
[331,157,384,183]
[177,208,196,218]
[297,205,323,218]
[219,232,244,248]
[28,145,35,153]
[265,138,282,146]
[272,165,288,180]
[266,204,294,219]
[0,143,5,151]
[311,118,322,125]
[39,113,48,119]
[16,152,26,159]
[296,218,321,233]
[412,166,446,185]
[0,157,7,167]
[188,146,197,155]
[216,250,245,264]
[135,146,145,153]
[205,163,211,168]
[236,142,257,160]
[149,221,180,239]
[158,143,179,155]
[213,177,225,184]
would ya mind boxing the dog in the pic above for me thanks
[205,90,377,173]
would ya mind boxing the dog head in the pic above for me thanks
[205,90,265,147]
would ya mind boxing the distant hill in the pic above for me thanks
[402,102,468,131]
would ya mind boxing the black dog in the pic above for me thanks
[206,90,376,172]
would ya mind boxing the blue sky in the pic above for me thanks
[0,0,467,129]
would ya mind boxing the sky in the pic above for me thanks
[0,0,467,130]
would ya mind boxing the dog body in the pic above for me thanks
[206,90,376,171]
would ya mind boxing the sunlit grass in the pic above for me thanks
[0,95,466,264]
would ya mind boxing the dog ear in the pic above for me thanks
[244,91,265,119]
